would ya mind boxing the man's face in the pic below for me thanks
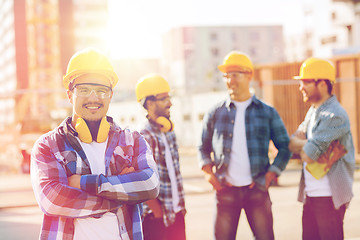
[299,80,321,103]
[223,71,251,100]
[153,93,172,119]
[67,74,113,122]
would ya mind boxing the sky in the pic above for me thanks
[106,0,306,59]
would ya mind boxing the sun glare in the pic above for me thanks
[106,0,163,59]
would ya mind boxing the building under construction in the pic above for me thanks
[0,0,108,172]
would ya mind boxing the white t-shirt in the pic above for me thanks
[304,110,332,197]
[226,99,253,187]
[73,138,122,240]
[161,133,182,213]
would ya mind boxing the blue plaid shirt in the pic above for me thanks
[198,95,292,187]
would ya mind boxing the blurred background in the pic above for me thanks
[1,0,360,174]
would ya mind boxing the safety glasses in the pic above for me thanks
[72,83,112,99]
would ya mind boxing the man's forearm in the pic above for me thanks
[289,136,307,154]
[79,168,159,203]
[300,148,315,164]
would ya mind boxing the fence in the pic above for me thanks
[256,54,360,160]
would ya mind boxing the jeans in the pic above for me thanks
[302,196,346,240]
[142,211,186,240]
[214,185,274,240]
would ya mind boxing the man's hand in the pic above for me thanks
[68,174,81,189]
[293,130,306,139]
[300,149,315,164]
[265,171,277,189]
[205,172,223,191]
[202,165,223,191]
[318,140,347,171]
[289,130,307,154]
[120,166,135,174]
[145,199,163,218]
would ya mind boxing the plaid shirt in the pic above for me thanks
[140,120,186,227]
[198,95,292,187]
[31,117,159,240]
[297,95,355,209]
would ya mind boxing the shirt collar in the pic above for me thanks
[315,95,337,111]
[225,95,260,110]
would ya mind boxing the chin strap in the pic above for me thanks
[75,117,110,143]
[156,116,174,132]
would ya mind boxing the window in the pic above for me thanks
[210,32,217,41]
[183,114,191,121]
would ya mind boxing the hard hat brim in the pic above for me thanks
[63,70,118,89]
[218,64,252,73]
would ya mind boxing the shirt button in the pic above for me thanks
[229,133,232,138]
[231,120,234,124]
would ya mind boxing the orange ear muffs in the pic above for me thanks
[156,116,174,132]
[75,117,110,143]
[97,117,110,142]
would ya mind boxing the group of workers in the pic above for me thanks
[30,48,355,240]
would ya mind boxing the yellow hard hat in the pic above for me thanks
[135,74,170,102]
[293,57,336,84]
[63,48,119,89]
[218,51,253,73]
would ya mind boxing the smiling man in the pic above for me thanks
[289,57,355,240]
[31,48,159,240]
[198,51,291,240]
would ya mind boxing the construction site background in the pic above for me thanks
[1,53,360,174]
[1,1,360,174]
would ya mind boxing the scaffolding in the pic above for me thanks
[21,0,62,132]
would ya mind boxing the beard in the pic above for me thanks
[155,106,171,119]
[302,90,321,103]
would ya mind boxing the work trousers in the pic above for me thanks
[302,196,346,240]
[214,185,274,240]
[143,211,186,240]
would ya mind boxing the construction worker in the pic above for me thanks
[135,74,186,240]
[289,57,355,240]
[198,51,292,240]
[30,48,159,240]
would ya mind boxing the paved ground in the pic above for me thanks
[0,149,359,239]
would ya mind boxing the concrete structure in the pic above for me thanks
[0,0,18,132]
[0,0,110,168]
[0,0,110,129]
[286,0,360,61]
[161,25,284,95]
[72,0,108,52]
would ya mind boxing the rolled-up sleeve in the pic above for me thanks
[303,114,349,161]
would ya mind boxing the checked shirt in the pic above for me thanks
[140,120,186,227]
[31,117,159,240]
[198,95,292,188]
[297,95,355,209]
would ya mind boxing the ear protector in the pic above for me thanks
[75,117,110,143]
[156,116,174,132]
